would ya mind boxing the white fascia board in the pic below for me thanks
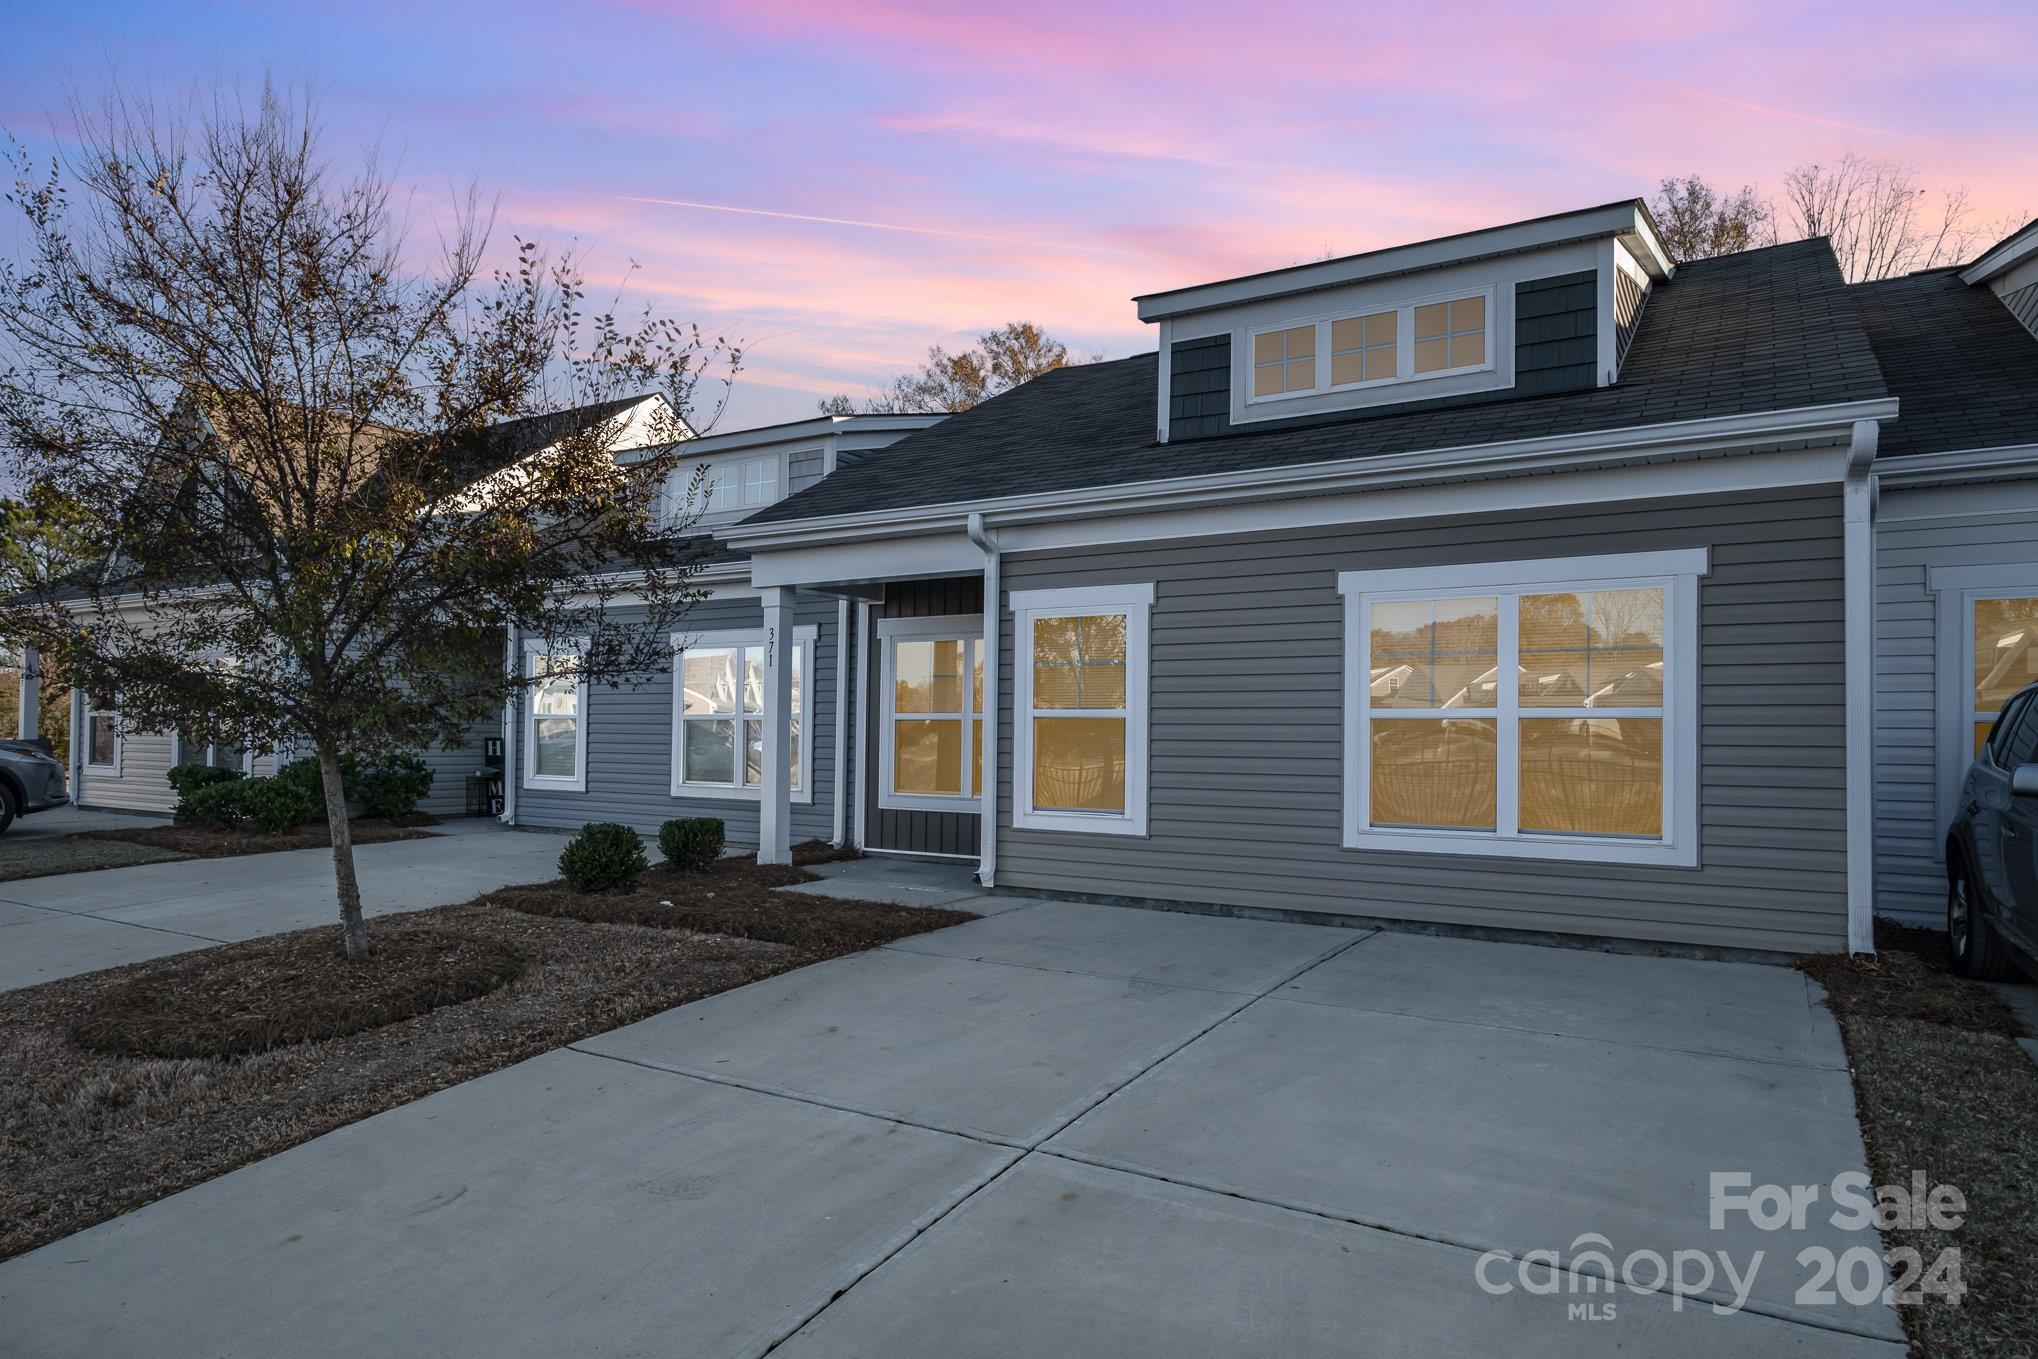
[1873,443,2038,488]
[1960,222,2038,286]
[623,413,944,464]
[1135,201,1654,322]
[747,534,980,590]
[718,397,1899,554]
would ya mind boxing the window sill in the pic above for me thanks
[879,791,979,814]
[671,783,815,805]
[84,763,121,776]
[1012,808,1147,837]
[522,776,587,794]
[1343,826,1697,868]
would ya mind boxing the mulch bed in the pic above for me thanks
[0,835,186,882]
[0,848,973,1263]
[78,812,439,860]
[1801,919,2038,1355]
[485,844,977,950]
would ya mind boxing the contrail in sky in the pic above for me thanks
[619,195,1129,255]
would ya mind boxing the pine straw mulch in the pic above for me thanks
[77,812,439,860]
[0,849,975,1263]
[1800,918,2038,1357]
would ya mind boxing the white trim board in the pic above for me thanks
[720,398,1895,555]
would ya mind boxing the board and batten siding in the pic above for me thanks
[993,484,1850,955]
[1873,477,2038,923]
[511,595,846,844]
[863,577,984,857]
[78,729,178,813]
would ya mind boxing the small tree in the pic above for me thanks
[820,321,1097,414]
[0,84,738,957]
[1649,174,1773,262]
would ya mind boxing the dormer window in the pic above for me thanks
[1245,287,1494,408]
[1251,325,1315,397]
[1330,310,1397,385]
[1414,296,1486,374]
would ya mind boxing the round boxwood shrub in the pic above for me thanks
[559,822,648,893]
[183,777,250,829]
[168,763,244,821]
[659,816,726,870]
[275,754,343,802]
[238,775,320,834]
[355,752,434,818]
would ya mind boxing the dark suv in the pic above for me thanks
[1947,680,2038,980]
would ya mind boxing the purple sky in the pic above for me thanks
[3,0,2031,431]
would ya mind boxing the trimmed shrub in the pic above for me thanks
[168,763,244,821]
[354,752,434,818]
[276,752,359,804]
[238,775,320,834]
[182,777,250,829]
[659,817,726,870]
[559,822,648,893]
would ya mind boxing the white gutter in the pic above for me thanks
[966,512,1000,889]
[851,600,871,851]
[719,398,1900,553]
[1872,443,2038,488]
[1843,419,1879,955]
[831,597,848,847]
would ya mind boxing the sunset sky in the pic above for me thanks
[2,0,2031,431]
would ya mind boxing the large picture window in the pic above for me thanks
[1339,551,1705,866]
[670,627,814,800]
[523,641,588,792]
[879,616,983,812]
[1011,583,1152,836]
[1970,595,2038,753]
[1928,566,2038,861]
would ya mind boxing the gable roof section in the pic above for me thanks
[1849,268,2038,458]
[740,238,1886,529]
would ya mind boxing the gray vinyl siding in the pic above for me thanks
[79,729,177,813]
[1873,477,2038,923]
[993,484,1850,955]
[864,577,983,857]
[417,713,501,817]
[788,448,828,495]
[512,596,845,845]
[2001,280,2038,342]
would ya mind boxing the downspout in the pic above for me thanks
[831,597,849,846]
[1843,419,1879,955]
[967,512,1000,889]
[852,600,871,851]
[499,627,518,825]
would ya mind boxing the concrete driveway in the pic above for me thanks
[0,895,1903,1356]
[0,821,566,991]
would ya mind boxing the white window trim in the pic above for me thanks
[170,728,255,776]
[668,625,817,803]
[83,693,122,775]
[1338,549,1707,867]
[522,638,590,793]
[1010,583,1154,837]
[1246,283,1496,407]
[1928,562,2038,861]
[668,450,790,529]
[877,613,984,814]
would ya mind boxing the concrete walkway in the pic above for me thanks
[0,881,1903,1356]
[0,821,565,991]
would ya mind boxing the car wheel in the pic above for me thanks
[0,781,15,835]
[1949,852,2020,981]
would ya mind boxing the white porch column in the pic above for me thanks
[16,645,38,740]
[758,586,794,865]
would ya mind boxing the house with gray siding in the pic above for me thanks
[671,199,2038,959]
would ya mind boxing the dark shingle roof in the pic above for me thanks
[1849,268,2038,458]
[741,238,1887,527]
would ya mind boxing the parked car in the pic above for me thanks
[1947,681,2038,979]
[0,737,70,835]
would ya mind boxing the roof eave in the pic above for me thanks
[1960,220,2038,286]
[720,397,1900,553]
